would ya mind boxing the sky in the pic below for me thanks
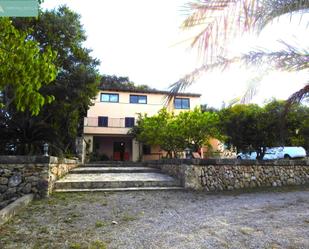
[42,0,308,108]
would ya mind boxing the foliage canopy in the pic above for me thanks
[219,100,309,158]
[0,6,100,155]
[0,18,57,115]
[100,75,155,91]
[130,108,220,158]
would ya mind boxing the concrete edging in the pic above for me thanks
[0,194,34,226]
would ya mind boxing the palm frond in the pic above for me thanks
[242,44,309,71]
[182,0,260,62]
[168,56,233,102]
[176,0,309,106]
[256,0,309,31]
[239,72,266,104]
[169,43,308,98]
[287,82,309,103]
[182,0,309,63]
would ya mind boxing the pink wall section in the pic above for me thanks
[93,136,133,160]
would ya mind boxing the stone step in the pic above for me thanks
[54,186,184,192]
[55,173,180,190]
[70,167,160,174]
[83,161,145,167]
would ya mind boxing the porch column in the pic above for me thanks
[132,138,140,162]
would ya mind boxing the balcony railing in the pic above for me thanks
[84,117,128,128]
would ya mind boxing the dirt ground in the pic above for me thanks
[0,186,308,249]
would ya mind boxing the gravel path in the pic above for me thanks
[0,186,308,249]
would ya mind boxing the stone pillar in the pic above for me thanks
[75,137,83,161]
[200,147,204,159]
[132,138,140,162]
[83,135,93,163]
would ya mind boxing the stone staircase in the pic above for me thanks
[54,162,183,192]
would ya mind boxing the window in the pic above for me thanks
[130,95,147,104]
[98,116,108,127]
[125,117,135,128]
[142,144,151,155]
[100,93,119,103]
[174,98,190,109]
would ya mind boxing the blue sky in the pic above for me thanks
[42,0,308,108]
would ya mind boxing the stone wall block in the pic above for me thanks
[25,176,39,182]
[22,183,32,194]
[2,169,11,176]
[8,174,22,187]
[0,185,8,193]
[0,177,9,185]
[5,187,17,198]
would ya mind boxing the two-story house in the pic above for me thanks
[83,87,201,162]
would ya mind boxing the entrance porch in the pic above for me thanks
[84,135,140,162]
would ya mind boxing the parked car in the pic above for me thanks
[271,146,307,159]
[236,150,277,160]
[236,147,306,160]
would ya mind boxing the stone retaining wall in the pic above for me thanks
[0,156,78,209]
[145,159,309,191]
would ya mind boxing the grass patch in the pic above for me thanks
[69,240,108,249]
[32,241,49,249]
[68,212,81,218]
[63,217,74,224]
[121,213,137,222]
[264,242,281,249]
[38,226,49,234]
[61,211,81,224]
[69,242,83,249]
[239,227,255,235]
[51,192,109,205]
[95,220,107,228]
[89,240,108,249]
[101,199,108,206]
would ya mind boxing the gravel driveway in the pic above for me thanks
[0,186,308,249]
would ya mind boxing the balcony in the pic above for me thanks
[83,117,134,135]
[84,117,127,128]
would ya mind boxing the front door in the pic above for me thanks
[113,142,125,161]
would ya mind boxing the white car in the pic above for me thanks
[236,147,306,160]
[271,147,307,159]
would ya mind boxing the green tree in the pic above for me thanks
[0,18,57,115]
[176,108,220,151]
[170,0,309,104]
[100,75,155,91]
[130,108,220,158]
[200,104,218,113]
[0,6,100,155]
[263,100,309,150]
[219,101,309,158]
[219,104,272,159]
[130,109,184,158]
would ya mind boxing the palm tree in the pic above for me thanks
[170,0,309,104]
